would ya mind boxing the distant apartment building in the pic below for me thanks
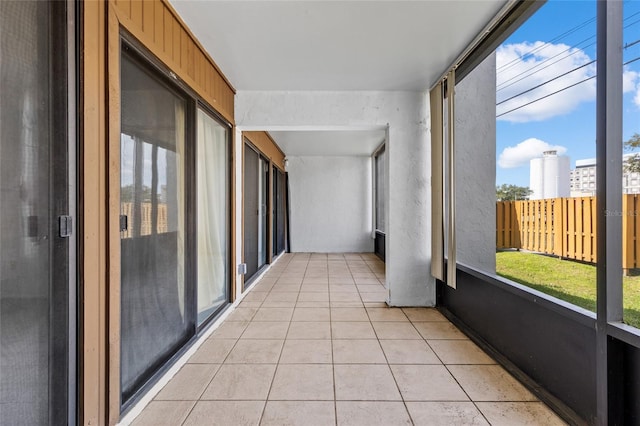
[570,153,640,196]
[529,150,570,200]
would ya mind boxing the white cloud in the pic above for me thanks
[496,41,596,123]
[498,138,567,169]
[497,42,640,122]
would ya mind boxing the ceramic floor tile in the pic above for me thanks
[238,300,264,308]
[476,402,566,425]
[334,365,402,401]
[330,301,365,308]
[414,322,467,339]
[277,278,303,285]
[299,284,329,293]
[333,340,387,364]
[330,278,356,284]
[261,300,297,308]
[363,302,388,308]
[200,364,276,400]
[390,365,469,401]
[402,308,448,322]
[241,321,289,339]
[379,340,441,364]
[303,277,329,284]
[252,307,294,322]
[280,339,332,363]
[261,401,336,426]
[296,301,330,308]
[210,321,248,339]
[264,292,299,303]
[366,307,409,322]
[448,365,537,402]
[297,292,330,302]
[353,278,382,285]
[331,322,377,339]
[330,292,361,301]
[225,339,284,364]
[336,401,412,426]
[360,292,388,303]
[292,307,330,321]
[227,307,258,322]
[243,292,268,302]
[270,284,301,293]
[131,401,195,426]
[269,364,334,400]
[356,284,385,293]
[406,402,489,425]
[182,401,264,426]
[330,307,369,321]
[155,364,220,400]
[287,321,332,339]
[428,340,496,364]
[372,322,422,339]
[188,339,236,364]
[329,285,359,293]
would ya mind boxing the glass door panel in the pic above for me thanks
[120,52,192,403]
[196,108,229,325]
[0,2,70,424]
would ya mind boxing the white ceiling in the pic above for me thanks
[270,130,386,156]
[170,0,508,91]
[170,0,507,156]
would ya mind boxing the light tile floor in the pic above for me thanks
[132,253,566,426]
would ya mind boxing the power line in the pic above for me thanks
[496,60,595,106]
[496,55,640,119]
[496,76,595,119]
[497,10,640,91]
[497,37,595,92]
[498,38,640,107]
[496,16,596,73]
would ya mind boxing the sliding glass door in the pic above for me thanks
[120,51,193,403]
[196,108,230,325]
[0,2,73,424]
[244,143,269,284]
[273,167,286,256]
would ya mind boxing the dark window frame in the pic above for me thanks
[118,33,234,412]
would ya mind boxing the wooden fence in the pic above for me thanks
[497,195,640,269]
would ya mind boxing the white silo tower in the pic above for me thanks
[529,150,570,200]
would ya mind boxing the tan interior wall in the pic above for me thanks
[81,1,237,424]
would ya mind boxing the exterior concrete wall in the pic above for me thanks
[454,52,497,273]
[236,91,434,306]
[287,156,373,253]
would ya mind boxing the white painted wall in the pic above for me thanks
[455,52,497,273]
[287,156,373,253]
[235,91,434,306]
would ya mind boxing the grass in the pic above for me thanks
[496,251,640,329]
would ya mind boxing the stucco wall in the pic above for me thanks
[287,156,373,253]
[454,52,497,273]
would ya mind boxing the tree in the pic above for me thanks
[624,133,640,174]
[496,184,533,201]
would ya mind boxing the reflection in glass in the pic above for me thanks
[196,109,229,324]
[120,53,190,402]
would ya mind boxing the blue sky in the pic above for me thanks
[496,0,640,187]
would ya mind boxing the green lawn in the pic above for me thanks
[496,251,640,328]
